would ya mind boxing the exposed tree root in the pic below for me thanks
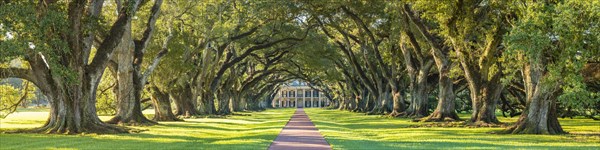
[409,121,509,128]
[388,111,403,117]
[420,112,461,122]
[5,122,130,134]
[106,115,158,126]
[153,116,183,122]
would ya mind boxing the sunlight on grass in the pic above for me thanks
[304,108,600,150]
[0,108,295,149]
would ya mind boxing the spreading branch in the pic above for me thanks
[0,68,35,82]
[86,0,142,76]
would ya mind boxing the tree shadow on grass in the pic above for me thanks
[0,130,279,149]
[325,136,600,150]
[154,122,284,133]
[0,108,297,149]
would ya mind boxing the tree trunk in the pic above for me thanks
[422,49,460,122]
[198,93,217,115]
[405,69,430,118]
[106,23,155,126]
[389,89,405,117]
[172,84,201,117]
[240,97,248,110]
[356,90,369,112]
[27,59,127,134]
[246,97,261,111]
[368,90,392,115]
[368,77,392,115]
[149,86,181,121]
[1,0,143,134]
[232,93,244,111]
[217,92,232,115]
[468,83,502,124]
[338,96,348,110]
[507,85,564,134]
[422,73,459,121]
[506,63,565,134]
[232,93,248,111]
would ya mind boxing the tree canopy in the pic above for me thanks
[0,0,598,135]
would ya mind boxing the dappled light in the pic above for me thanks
[305,108,600,149]
[0,109,295,149]
[1,0,599,149]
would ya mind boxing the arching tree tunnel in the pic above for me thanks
[0,0,599,135]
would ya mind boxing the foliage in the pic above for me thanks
[0,80,37,118]
[0,0,599,137]
[0,84,21,118]
[503,0,600,116]
[96,70,117,116]
[0,1,77,83]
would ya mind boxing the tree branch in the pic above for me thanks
[142,26,173,81]
[86,0,142,76]
[83,0,106,64]
[134,0,163,54]
[0,67,35,82]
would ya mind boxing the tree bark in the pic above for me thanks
[198,93,217,115]
[172,84,201,117]
[468,84,502,125]
[106,22,155,126]
[398,30,434,118]
[404,68,431,118]
[149,86,181,121]
[32,71,127,134]
[402,6,459,121]
[389,89,405,116]
[506,61,565,134]
[3,0,143,134]
[454,48,503,125]
[217,93,232,115]
[106,0,163,126]
[507,84,564,134]
[422,48,460,122]
[232,93,244,111]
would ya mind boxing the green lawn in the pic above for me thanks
[2,108,599,149]
[304,108,600,150]
[0,108,295,150]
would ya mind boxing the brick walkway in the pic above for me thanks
[268,108,331,150]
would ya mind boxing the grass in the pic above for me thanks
[2,108,599,149]
[0,108,295,150]
[304,108,600,150]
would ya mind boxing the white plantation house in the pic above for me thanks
[272,81,328,108]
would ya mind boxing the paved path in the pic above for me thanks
[268,108,331,150]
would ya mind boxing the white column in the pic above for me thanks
[308,90,311,108]
[283,90,290,107]
[304,89,307,108]
[318,91,321,108]
[274,91,278,108]
[300,89,304,108]
[312,90,314,108]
